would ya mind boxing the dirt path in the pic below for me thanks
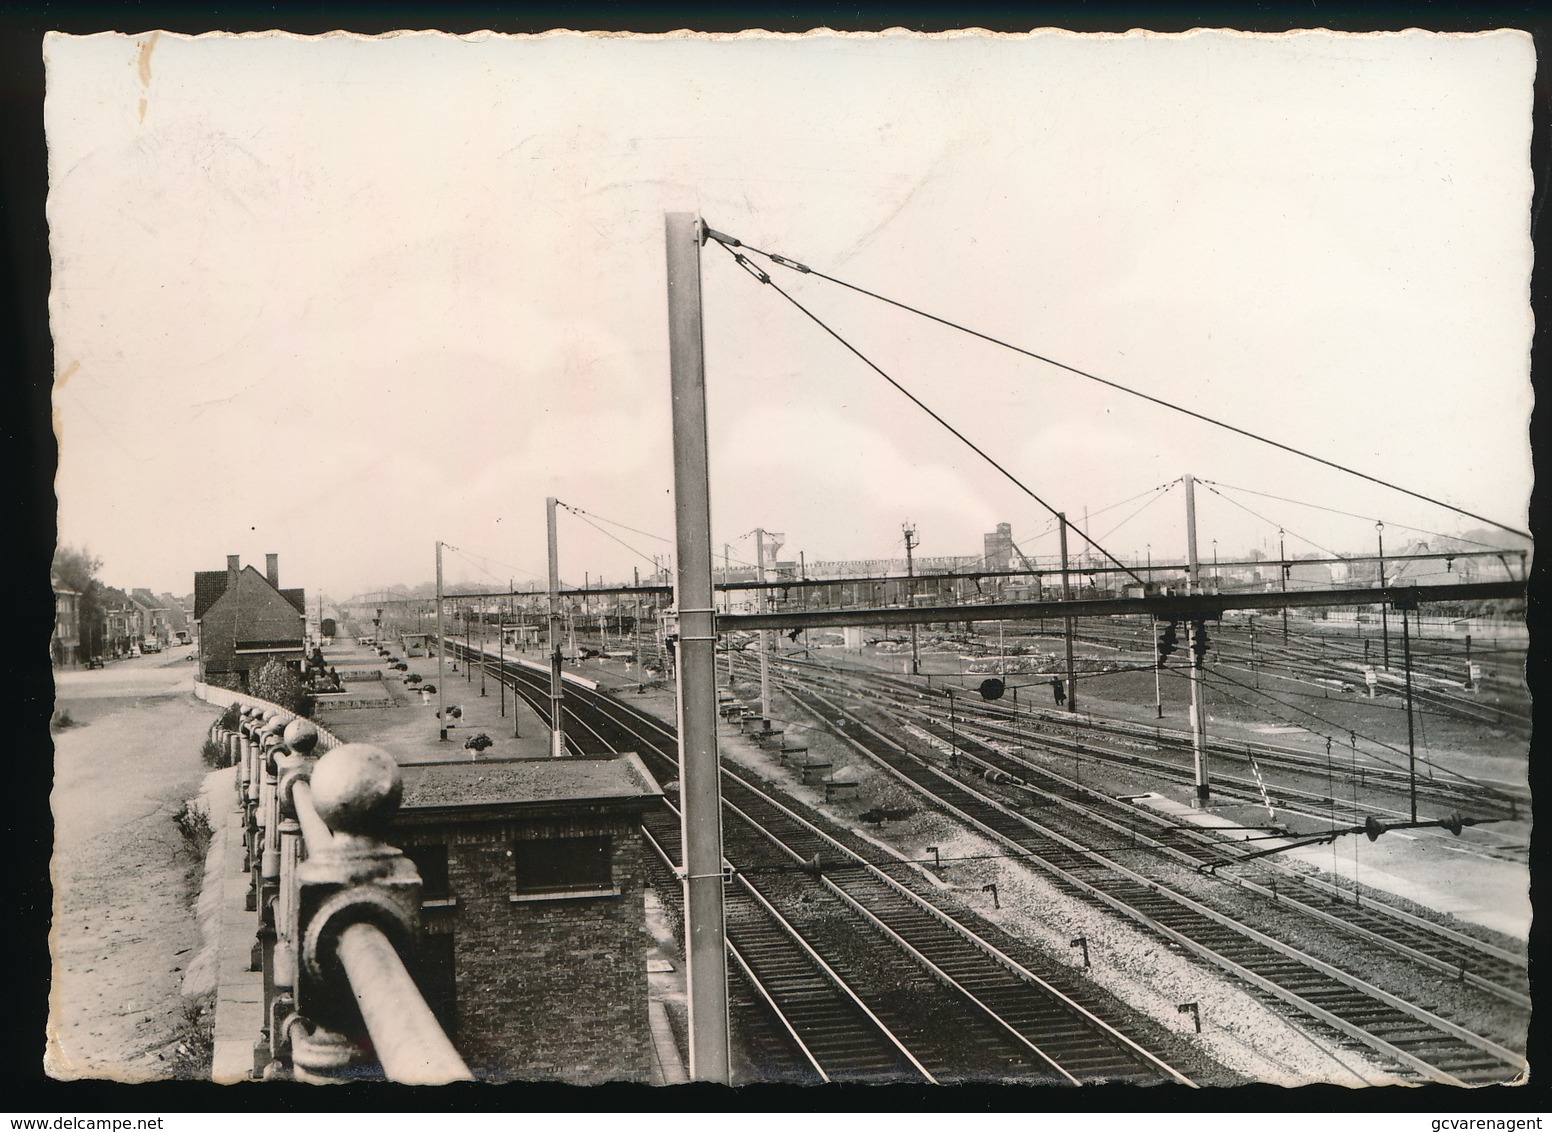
[46,670,218,1082]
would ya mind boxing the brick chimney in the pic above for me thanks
[227,555,240,587]
[266,553,279,588]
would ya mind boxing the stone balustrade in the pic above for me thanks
[204,703,470,1084]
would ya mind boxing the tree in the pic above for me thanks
[53,544,106,660]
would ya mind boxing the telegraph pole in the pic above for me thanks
[664,211,731,1084]
[1184,474,1210,807]
[546,496,567,758]
[903,522,920,676]
[756,528,772,718]
[435,541,447,741]
[1058,514,1076,711]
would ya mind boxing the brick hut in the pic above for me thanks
[388,753,663,1083]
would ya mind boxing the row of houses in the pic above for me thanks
[50,578,193,666]
[52,551,313,677]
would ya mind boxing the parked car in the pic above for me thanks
[143,638,162,653]
[85,656,105,669]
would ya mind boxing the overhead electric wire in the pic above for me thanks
[559,506,662,573]
[714,230,1530,542]
[708,237,1145,587]
[1201,483,1348,563]
[558,502,674,544]
[443,544,544,584]
[1093,479,1178,545]
[1199,480,1516,552]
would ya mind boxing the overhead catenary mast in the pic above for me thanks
[903,522,919,676]
[1184,473,1210,807]
[756,528,772,718]
[547,496,566,758]
[436,541,447,741]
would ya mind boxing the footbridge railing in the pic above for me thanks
[207,704,472,1084]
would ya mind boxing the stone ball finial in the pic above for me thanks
[308,743,402,836]
[283,718,320,756]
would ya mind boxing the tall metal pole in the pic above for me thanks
[1279,527,1289,643]
[436,541,447,742]
[1058,514,1076,712]
[1152,616,1162,718]
[546,496,566,758]
[1401,605,1418,823]
[722,543,732,686]
[1184,474,1209,807]
[1377,521,1390,670]
[664,211,731,1084]
[498,602,506,718]
[479,599,487,696]
[756,528,771,719]
[904,522,920,676]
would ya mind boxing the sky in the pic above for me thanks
[45,29,1535,601]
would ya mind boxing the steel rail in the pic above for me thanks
[641,783,927,1083]
[641,823,829,1084]
[705,757,1197,1084]
[545,657,1193,1085]
[788,682,1523,1084]
[729,874,937,1083]
[721,794,1192,1087]
[910,711,1532,1011]
[759,651,1528,988]
[475,642,1188,1083]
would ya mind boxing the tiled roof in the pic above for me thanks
[193,571,230,620]
[281,588,306,614]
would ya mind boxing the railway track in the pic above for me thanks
[764,651,1527,823]
[759,673,1525,1085]
[751,653,1529,1004]
[455,642,1195,1085]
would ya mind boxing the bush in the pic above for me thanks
[200,736,229,767]
[173,797,213,852]
[218,703,241,731]
[464,733,493,752]
[250,658,313,718]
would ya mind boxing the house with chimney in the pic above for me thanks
[194,554,306,690]
[131,589,169,643]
